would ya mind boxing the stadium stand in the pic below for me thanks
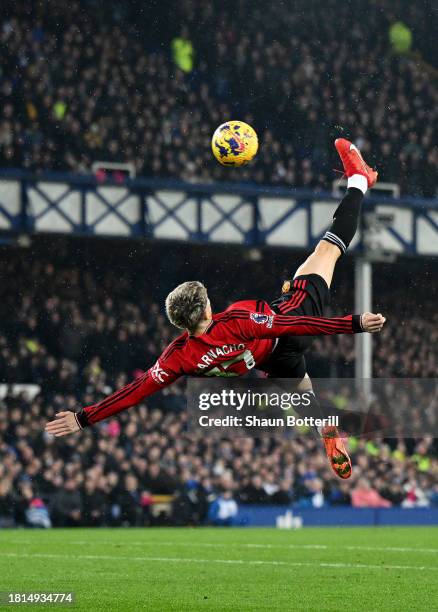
[1,0,436,195]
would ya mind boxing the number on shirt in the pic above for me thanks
[204,349,255,377]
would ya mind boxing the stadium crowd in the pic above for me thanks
[1,396,437,528]
[0,0,437,196]
[0,241,437,527]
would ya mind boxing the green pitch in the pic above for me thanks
[1,527,438,611]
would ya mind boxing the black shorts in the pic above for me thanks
[261,273,330,379]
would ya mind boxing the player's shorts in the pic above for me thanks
[260,273,330,379]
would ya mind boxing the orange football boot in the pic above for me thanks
[335,138,378,188]
[322,425,352,479]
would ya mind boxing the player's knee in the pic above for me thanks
[316,240,341,258]
[296,373,313,392]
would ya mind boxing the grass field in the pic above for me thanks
[1,527,438,610]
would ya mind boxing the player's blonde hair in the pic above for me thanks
[165,281,208,333]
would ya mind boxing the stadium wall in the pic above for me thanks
[0,170,438,255]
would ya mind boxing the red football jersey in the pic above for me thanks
[76,299,362,427]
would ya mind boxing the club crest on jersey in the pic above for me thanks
[151,360,169,384]
[250,312,273,328]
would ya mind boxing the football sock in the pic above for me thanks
[322,177,366,254]
[293,390,335,436]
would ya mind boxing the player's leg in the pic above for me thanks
[293,185,364,287]
[295,373,353,479]
[292,138,378,289]
[263,339,353,478]
[265,139,378,478]
[290,139,378,477]
[293,240,340,290]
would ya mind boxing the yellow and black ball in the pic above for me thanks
[211,121,258,167]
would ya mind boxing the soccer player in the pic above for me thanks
[46,139,383,479]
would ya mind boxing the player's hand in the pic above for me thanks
[45,411,81,437]
[361,312,386,333]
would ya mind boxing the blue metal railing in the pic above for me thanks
[0,169,437,255]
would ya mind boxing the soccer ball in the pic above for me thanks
[211,121,258,167]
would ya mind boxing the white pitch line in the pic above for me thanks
[345,545,438,554]
[16,539,438,555]
[0,552,437,572]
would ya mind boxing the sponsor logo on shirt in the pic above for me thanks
[151,360,169,384]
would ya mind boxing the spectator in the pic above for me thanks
[327,481,352,507]
[171,27,194,73]
[82,479,108,527]
[52,478,83,526]
[295,475,325,509]
[351,478,392,508]
[270,479,293,505]
[115,474,144,527]
[0,477,16,527]
[25,497,52,529]
[143,463,175,495]
[208,490,239,526]
[239,476,270,505]
[171,471,209,526]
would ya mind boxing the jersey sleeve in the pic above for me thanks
[75,356,181,427]
[235,311,363,340]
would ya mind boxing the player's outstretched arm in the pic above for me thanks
[45,363,180,436]
[238,311,385,340]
